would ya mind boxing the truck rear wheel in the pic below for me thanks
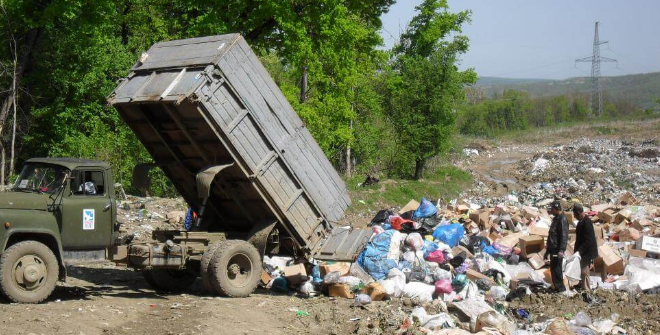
[200,242,223,294]
[141,269,196,293]
[0,241,59,303]
[209,240,261,297]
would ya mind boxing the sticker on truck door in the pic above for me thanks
[83,209,95,230]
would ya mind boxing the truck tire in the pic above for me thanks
[209,240,261,297]
[0,241,59,303]
[200,242,223,294]
[141,269,196,293]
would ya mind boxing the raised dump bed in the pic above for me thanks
[108,34,369,262]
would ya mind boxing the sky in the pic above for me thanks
[380,0,660,80]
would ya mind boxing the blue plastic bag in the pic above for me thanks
[432,223,465,247]
[311,265,323,285]
[358,230,398,280]
[413,198,438,219]
[422,239,439,258]
[482,245,499,256]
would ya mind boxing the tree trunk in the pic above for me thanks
[9,95,16,176]
[414,158,425,180]
[299,65,308,103]
[0,28,42,140]
[346,121,352,177]
[1,144,5,185]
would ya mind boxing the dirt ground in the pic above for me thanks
[1,119,659,335]
[0,261,409,335]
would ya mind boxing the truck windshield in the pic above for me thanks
[13,163,69,194]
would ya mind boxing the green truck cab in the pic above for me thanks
[0,158,117,303]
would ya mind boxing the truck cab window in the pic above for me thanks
[13,163,69,194]
[71,170,105,196]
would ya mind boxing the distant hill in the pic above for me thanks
[475,72,660,108]
[476,77,552,86]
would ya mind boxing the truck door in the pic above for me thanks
[60,168,113,249]
[313,227,372,262]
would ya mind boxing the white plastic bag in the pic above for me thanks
[403,282,435,302]
[378,268,406,298]
[411,306,455,329]
[337,276,362,287]
[405,233,424,251]
[564,252,582,281]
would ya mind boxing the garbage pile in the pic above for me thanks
[470,138,660,206]
[116,197,188,241]
[261,195,660,334]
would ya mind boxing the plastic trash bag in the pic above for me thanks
[378,268,406,298]
[358,230,400,280]
[299,278,315,296]
[422,239,439,258]
[564,252,582,281]
[435,279,453,294]
[323,271,341,284]
[354,293,371,305]
[426,250,445,264]
[413,197,438,219]
[311,265,323,285]
[486,286,508,301]
[411,306,455,329]
[574,310,592,327]
[432,267,452,281]
[475,278,494,291]
[432,223,465,247]
[338,276,362,288]
[270,276,288,293]
[482,245,499,256]
[452,274,468,292]
[403,282,435,302]
[405,233,424,251]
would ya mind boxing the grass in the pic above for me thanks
[344,165,472,214]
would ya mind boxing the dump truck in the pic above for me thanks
[0,34,370,303]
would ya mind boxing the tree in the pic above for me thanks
[387,0,476,179]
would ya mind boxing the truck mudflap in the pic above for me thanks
[313,227,372,262]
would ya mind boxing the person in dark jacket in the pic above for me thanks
[573,203,598,291]
[545,200,570,294]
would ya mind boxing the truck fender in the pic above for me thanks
[3,229,67,281]
[247,220,277,257]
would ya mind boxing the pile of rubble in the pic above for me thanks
[261,194,660,334]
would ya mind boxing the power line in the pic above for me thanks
[575,21,617,116]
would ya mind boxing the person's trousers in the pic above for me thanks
[579,258,592,290]
[550,255,565,292]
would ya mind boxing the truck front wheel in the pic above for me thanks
[209,240,261,297]
[141,268,196,293]
[0,241,59,303]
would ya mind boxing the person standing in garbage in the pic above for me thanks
[573,203,598,291]
[545,200,571,295]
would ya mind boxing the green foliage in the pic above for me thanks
[1,0,395,196]
[385,0,476,179]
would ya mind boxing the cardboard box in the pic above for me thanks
[627,246,647,258]
[260,270,272,286]
[618,228,641,242]
[361,282,387,301]
[470,209,492,230]
[522,206,540,220]
[528,226,549,237]
[498,232,523,249]
[399,199,420,214]
[596,245,625,276]
[565,212,575,224]
[319,262,351,277]
[527,253,546,270]
[452,245,475,259]
[465,268,494,283]
[284,263,308,284]
[518,235,545,259]
[328,283,354,299]
[632,218,653,232]
[636,236,660,254]
[598,209,616,223]
[540,269,569,289]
